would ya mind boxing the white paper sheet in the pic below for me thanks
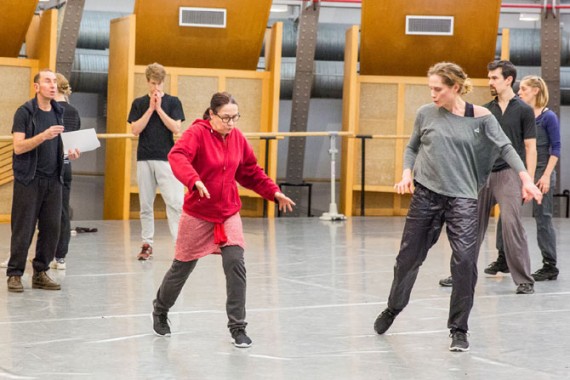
[61,128,101,153]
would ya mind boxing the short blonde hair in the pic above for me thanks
[56,73,72,96]
[520,75,549,108]
[427,62,473,95]
[145,62,166,83]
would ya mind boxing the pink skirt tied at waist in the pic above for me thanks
[174,211,245,262]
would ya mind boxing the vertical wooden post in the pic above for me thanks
[104,15,136,220]
[341,25,359,216]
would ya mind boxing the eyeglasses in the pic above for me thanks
[214,113,240,124]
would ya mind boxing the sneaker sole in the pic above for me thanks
[449,346,470,352]
[532,275,558,281]
[32,284,61,290]
[232,340,252,348]
[484,269,510,275]
[7,287,24,293]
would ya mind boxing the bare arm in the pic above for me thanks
[524,138,537,181]
[154,93,181,135]
[130,107,154,136]
[13,126,64,155]
[536,155,559,193]
[156,107,181,134]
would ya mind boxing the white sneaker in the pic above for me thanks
[0,258,7,268]
[50,258,66,270]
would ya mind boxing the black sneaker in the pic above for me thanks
[449,330,469,352]
[484,260,510,275]
[152,312,171,337]
[532,265,559,281]
[374,308,396,334]
[516,283,534,294]
[231,329,252,348]
[439,276,453,287]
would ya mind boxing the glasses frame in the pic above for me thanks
[214,113,240,124]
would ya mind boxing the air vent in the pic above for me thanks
[179,7,227,28]
[405,16,454,36]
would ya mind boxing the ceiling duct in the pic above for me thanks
[405,15,454,36]
[179,7,227,28]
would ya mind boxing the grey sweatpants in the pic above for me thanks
[137,160,183,245]
[496,169,557,266]
[153,245,247,332]
[477,168,534,285]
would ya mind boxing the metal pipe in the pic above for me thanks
[501,3,570,9]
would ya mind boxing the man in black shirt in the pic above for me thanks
[439,60,537,294]
[7,69,80,292]
[128,63,185,260]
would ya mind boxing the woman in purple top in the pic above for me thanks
[518,76,561,281]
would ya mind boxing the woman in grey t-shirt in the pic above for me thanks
[372,62,542,352]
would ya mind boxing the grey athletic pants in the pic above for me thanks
[478,169,534,285]
[153,245,247,332]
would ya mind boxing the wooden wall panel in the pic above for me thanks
[133,0,271,70]
[0,66,32,135]
[0,0,38,58]
[24,10,58,70]
[360,0,501,78]
[358,83,399,133]
[226,77,263,157]
[178,76,219,130]
[0,58,37,221]
[0,183,12,218]
[403,83,431,134]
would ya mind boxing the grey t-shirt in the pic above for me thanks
[404,103,526,199]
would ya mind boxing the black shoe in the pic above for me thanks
[439,276,453,287]
[374,308,396,334]
[532,265,559,281]
[449,330,469,352]
[231,329,252,348]
[484,260,510,275]
[152,312,171,337]
[516,283,534,294]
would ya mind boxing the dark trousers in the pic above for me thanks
[387,183,479,332]
[56,163,72,259]
[8,177,62,276]
[153,245,247,332]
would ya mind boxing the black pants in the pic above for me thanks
[387,183,479,332]
[56,163,72,259]
[8,177,62,276]
[153,245,247,332]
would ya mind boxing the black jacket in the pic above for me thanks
[12,97,65,185]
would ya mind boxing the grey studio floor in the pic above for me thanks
[0,216,568,380]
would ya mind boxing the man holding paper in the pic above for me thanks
[7,69,80,292]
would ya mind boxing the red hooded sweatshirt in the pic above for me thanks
[168,118,280,224]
